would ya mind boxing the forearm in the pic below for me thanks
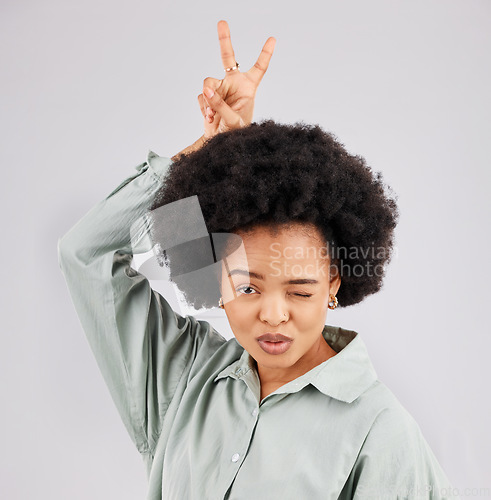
[171,135,208,162]
[57,153,178,454]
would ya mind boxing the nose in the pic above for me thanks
[259,295,289,326]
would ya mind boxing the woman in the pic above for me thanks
[58,20,456,500]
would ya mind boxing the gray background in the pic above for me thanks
[1,0,490,498]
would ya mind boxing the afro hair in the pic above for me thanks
[148,119,399,309]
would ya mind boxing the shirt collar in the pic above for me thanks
[213,325,378,404]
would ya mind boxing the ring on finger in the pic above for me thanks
[224,62,239,73]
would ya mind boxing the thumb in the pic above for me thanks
[203,86,243,130]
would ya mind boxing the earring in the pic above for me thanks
[218,297,224,309]
[328,294,338,310]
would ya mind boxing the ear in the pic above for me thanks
[329,264,341,296]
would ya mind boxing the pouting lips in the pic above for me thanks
[256,333,293,342]
[257,338,293,355]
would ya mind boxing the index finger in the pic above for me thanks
[217,20,237,71]
[247,36,276,85]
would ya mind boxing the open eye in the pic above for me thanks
[236,285,257,295]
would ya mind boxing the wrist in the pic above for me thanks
[171,135,207,162]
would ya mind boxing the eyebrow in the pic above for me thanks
[227,269,319,285]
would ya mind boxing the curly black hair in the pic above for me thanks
[148,119,399,309]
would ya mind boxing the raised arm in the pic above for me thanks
[57,20,276,460]
[57,153,226,458]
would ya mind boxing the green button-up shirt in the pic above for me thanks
[57,151,457,499]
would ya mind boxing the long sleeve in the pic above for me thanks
[57,151,225,457]
[340,404,459,499]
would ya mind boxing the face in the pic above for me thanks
[220,222,341,384]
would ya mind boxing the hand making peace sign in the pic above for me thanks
[198,20,276,139]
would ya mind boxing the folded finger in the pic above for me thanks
[203,86,241,128]
[198,94,207,118]
[203,76,222,91]
[203,78,225,108]
[200,95,216,123]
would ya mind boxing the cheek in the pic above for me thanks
[314,293,330,313]
[294,299,328,326]
[301,294,328,311]
[226,300,252,327]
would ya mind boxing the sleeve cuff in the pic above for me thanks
[146,150,174,181]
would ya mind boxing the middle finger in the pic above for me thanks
[217,20,237,72]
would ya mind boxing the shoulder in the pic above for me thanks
[357,379,436,463]
[344,381,456,499]
[362,380,421,439]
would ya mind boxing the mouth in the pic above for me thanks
[257,333,293,342]
[256,333,293,355]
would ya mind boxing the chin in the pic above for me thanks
[256,348,297,364]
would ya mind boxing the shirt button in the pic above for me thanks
[231,453,240,463]
[252,408,258,417]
